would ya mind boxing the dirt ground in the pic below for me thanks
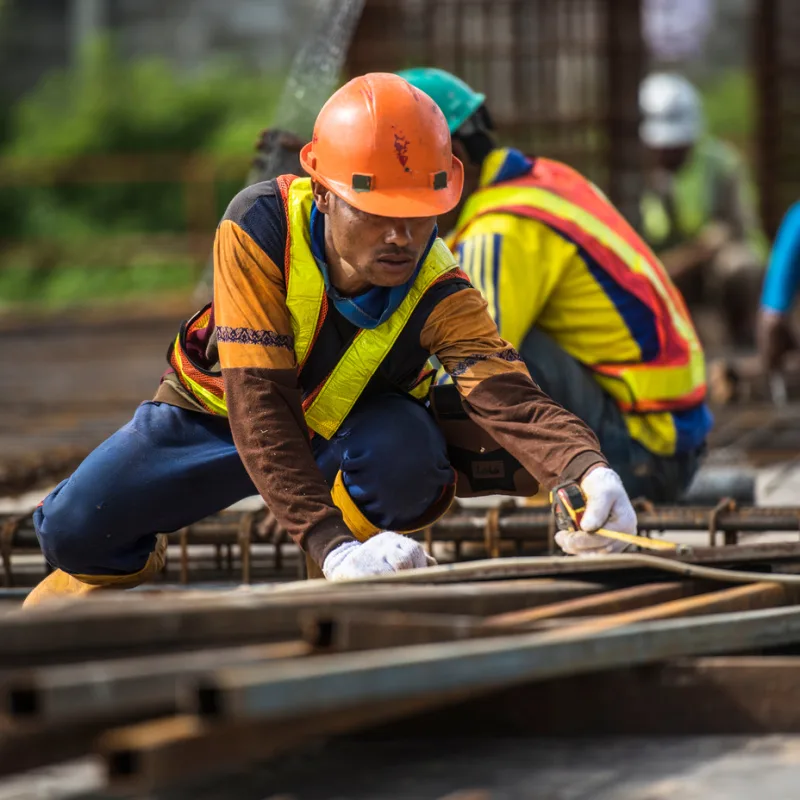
[1,300,195,469]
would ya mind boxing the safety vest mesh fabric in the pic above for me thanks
[170,176,459,437]
[454,157,706,414]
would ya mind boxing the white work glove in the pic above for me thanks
[555,467,637,556]
[322,531,436,581]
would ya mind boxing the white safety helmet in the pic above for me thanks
[639,72,702,148]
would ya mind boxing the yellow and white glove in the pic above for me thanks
[555,467,637,556]
[322,531,436,581]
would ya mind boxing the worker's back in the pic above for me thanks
[447,147,711,458]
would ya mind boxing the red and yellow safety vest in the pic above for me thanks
[452,157,706,414]
[169,177,455,439]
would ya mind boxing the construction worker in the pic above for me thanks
[399,67,712,503]
[25,74,638,606]
[639,72,767,348]
[757,201,800,377]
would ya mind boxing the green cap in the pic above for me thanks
[397,67,485,134]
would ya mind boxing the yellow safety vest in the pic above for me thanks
[450,157,707,415]
[170,176,457,439]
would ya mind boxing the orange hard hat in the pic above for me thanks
[300,73,464,218]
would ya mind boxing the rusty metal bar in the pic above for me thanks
[483,581,688,627]
[302,609,517,652]
[0,704,155,779]
[102,692,469,793]
[0,579,602,668]
[191,606,800,724]
[555,582,793,638]
[4,641,308,725]
[303,582,791,653]
[5,506,800,554]
[377,657,800,739]
[322,551,800,588]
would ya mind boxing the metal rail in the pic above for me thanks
[4,553,800,791]
[192,606,800,723]
[3,503,800,588]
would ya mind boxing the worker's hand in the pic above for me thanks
[555,467,636,556]
[322,531,436,581]
[757,307,798,375]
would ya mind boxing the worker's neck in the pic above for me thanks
[324,223,372,297]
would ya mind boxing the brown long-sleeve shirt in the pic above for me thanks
[157,180,606,565]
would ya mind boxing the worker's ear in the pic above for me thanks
[311,180,333,214]
[451,137,470,164]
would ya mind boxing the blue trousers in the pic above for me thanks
[520,327,700,502]
[34,395,453,576]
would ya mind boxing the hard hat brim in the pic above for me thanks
[641,119,700,148]
[301,145,464,218]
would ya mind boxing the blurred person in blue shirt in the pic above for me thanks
[757,203,800,375]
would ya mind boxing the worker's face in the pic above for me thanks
[313,183,437,287]
[648,144,693,173]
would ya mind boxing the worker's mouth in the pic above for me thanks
[376,254,415,272]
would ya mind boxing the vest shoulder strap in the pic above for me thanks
[304,239,459,439]
[282,177,326,370]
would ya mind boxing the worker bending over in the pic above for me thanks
[25,74,639,606]
[639,72,767,347]
[400,68,712,503]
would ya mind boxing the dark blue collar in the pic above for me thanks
[309,205,437,330]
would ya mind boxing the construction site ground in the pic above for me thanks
[6,306,800,798]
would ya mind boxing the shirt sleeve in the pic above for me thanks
[761,203,800,314]
[420,285,607,488]
[214,214,355,566]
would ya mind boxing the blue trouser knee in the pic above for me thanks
[313,393,453,530]
[520,327,700,502]
[35,395,453,575]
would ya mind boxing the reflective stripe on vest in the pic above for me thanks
[171,176,458,436]
[285,179,458,438]
[169,307,229,416]
[453,158,706,413]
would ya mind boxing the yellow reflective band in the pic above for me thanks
[305,239,458,439]
[409,362,436,401]
[286,178,325,368]
[593,348,707,407]
[172,334,228,417]
[459,184,700,348]
[481,234,498,324]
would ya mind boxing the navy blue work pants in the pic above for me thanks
[34,395,452,575]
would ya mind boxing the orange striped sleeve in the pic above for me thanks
[213,219,296,372]
[420,287,530,397]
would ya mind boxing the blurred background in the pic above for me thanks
[0,0,797,481]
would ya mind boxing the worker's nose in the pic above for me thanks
[384,219,413,247]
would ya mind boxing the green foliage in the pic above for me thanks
[697,69,755,149]
[0,261,196,310]
[0,37,282,304]
[2,39,279,233]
